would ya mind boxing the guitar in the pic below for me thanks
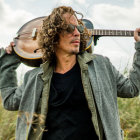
[6,17,139,67]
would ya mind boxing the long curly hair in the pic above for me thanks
[38,6,90,63]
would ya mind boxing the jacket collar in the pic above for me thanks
[77,52,95,71]
[40,52,95,79]
[77,52,95,64]
[40,61,53,81]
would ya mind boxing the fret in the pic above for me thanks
[95,30,97,35]
[97,30,99,35]
[103,30,105,36]
[100,30,102,35]
[109,30,113,36]
[106,30,109,36]
[88,29,138,37]
[121,31,125,36]
[126,31,130,36]
[94,30,96,35]
[119,30,123,36]
[93,30,95,35]
[124,30,126,36]
[116,30,120,36]
[96,30,97,35]
[98,30,100,35]
[130,31,134,36]
[119,30,122,36]
[125,31,133,36]
[113,30,116,36]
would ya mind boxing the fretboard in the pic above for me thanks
[88,29,140,37]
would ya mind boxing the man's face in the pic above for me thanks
[56,13,81,55]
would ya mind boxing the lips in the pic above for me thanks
[72,40,80,43]
[71,40,80,44]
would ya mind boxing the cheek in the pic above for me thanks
[63,37,71,45]
[59,33,72,45]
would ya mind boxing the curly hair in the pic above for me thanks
[38,6,90,63]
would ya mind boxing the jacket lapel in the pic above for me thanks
[78,52,101,108]
[88,60,101,109]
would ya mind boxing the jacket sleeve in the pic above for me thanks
[0,48,23,110]
[111,41,140,98]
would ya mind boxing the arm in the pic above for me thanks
[0,44,23,110]
[115,28,140,97]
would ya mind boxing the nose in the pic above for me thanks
[73,27,80,37]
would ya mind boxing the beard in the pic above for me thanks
[70,45,80,54]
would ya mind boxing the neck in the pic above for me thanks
[55,54,76,74]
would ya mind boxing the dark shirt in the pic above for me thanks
[42,62,98,140]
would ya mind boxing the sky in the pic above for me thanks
[0,0,140,76]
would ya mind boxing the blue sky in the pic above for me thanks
[0,0,140,74]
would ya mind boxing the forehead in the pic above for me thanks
[62,13,78,25]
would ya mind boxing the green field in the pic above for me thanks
[0,97,140,140]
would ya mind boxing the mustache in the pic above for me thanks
[70,38,80,43]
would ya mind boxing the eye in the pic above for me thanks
[66,24,75,33]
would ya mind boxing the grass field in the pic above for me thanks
[0,96,140,140]
[0,98,17,140]
[118,97,140,140]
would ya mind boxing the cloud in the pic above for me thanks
[58,0,86,5]
[89,0,140,29]
[0,0,35,47]
[134,0,140,8]
[75,0,86,4]
[58,0,73,5]
[57,0,88,12]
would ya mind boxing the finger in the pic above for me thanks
[5,43,14,54]
[5,46,11,54]
[10,42,15,47]
[134,28,140,41]
[137,28,140,32]
[5,47,10,54]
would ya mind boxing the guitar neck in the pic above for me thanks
[88,29,140,37]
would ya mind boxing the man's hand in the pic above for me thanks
[5,42,15,54]
[134,28,140,42]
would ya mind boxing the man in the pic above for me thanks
[0,6,140,140]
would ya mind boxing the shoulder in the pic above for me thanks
[78,52,111,65]
[24,67,43,79]
[88,54,117,78]
[93,54,110,62]
[88,53,114,70]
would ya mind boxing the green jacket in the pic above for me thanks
[0,42,140,140]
